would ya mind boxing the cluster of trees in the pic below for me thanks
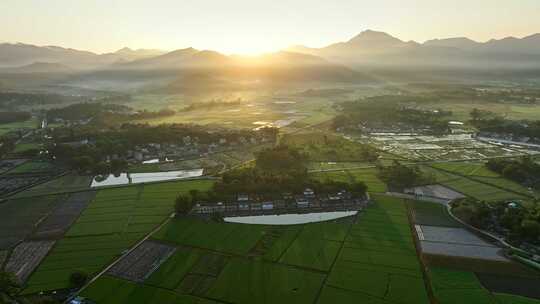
[49,142,128,174]
[378,161,432,191]
[50,123,276,149]
[213,145,368,198]
[470,108,540,141]
[0,91,84,109]
[255,145,307,172]
[0,111,31,124]
[47,102,131,121]
[497,205,540,244]
[452,198,540,245]
[486,158,540,189]
[129,109,176,120]
[333,96,452,134]
[215,167,310,197]
[451,198,492,228]
[47,102,176,126]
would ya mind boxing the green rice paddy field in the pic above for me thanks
[82,195,428,304]
[12,190,537,304]
[422,165,530,201]
[22,180,214,294]
[429,267,540,304]
[309,167,387,193]
[431,162,536,198]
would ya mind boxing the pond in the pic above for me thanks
[224,211,357,225]
[91,169,204,188]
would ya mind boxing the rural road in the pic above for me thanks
[65,212,176,302]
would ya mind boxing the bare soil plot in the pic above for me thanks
[418,225,496,246]
[421,242,508,262]
[417,225,509,262]
[107,240,176,282]
[476,272,540,300]
[5,240,55,283]
[0,176,51,196]
[406,184,466,200]
[34,191,97,239]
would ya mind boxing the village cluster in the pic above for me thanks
[192,188,369,216]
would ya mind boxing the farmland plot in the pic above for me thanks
[77,194,536,304]
[23,233,146,294]
[34,191,96,238]
[0,175,52,196]
[0,195,63,249]
[429,267,498,304]
[432,162,536,198]
[309,167,387,193]
[409,200,461,227]
[418,225,508,262]
[5,241,55,283]
[81,275,218,304]
[406,184,466,201]
[8,161,58,174]
[319,195,429,304]
[444,179,524,201]
[24,180,214,293]
[15,174,92,197]
[107,240,176,282]
[432,162,499,178]
[0,159,26,174]
[477,272,540,301]
[145,247,202,290]
[154,218,266,255]
[206,258,325,304]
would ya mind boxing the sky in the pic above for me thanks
[1,0,539,55]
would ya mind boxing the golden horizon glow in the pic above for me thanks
[1,0,540,55]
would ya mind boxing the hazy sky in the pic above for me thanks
[1,0,539,54]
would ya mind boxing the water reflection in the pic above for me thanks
[91,169,204,187]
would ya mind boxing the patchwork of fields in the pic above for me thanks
[13,174,92,198]
[80,195,432,304]
[410,199,540,304]
[421,165,529,201]
[0,194,65,249]
[429,267,540,304]
[22,180,214,294]
[431,162,537,199]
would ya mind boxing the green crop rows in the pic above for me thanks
[81,195,432,304]
[23,180,213,293]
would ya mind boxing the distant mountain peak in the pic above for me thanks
[115,47,133,53]
[524,33,540,40]
[348,30,403,43]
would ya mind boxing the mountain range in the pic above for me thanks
[287,30,540,69]
[0,43,165,69]
[2,30,540,71]
[1,30,540,92]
